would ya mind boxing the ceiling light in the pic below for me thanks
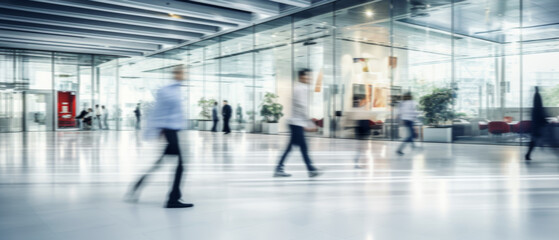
[365,10,373,17]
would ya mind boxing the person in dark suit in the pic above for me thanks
[75,108,88,130]
[211,102,219,132]
[134,103,141,130]
[525,87,547,161]
[222,100,232,134]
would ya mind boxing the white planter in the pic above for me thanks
[423,127,452,143]
[244,123,254,133]
[198,120,213,131]
[262,122,279,134]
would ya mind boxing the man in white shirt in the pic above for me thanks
[94,104,102,130]
[274,68,322,178]
[126,65,193,208]
[101,105,109,130]
[396,92,419,155]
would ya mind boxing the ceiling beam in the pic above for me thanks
[32,0,238,29]
[0,20,181,46]
[0,29,159,51]
[92,0,253,25]
[1,1,219,35]
[0,38,147,54]
[270,0,311,8]
[189,0,280,16]
[0,9,203,40]
[0,42,143,56]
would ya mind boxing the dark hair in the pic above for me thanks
[298,68,311,77]
[95,104,99,107]
[223,100,228,103]
[214,102,218,106]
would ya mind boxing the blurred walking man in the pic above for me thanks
[274,68,321,178]
[525,87,547,160]
[126,65,193,208]
[396,92,419,156]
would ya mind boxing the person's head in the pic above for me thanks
[172,65,186,82]
[137,103,140,107]
[88,108,92,112]
[223,100,228,105]
[101,105,105,109]
[298,68,312,84]
[214,102,218,106]
[95,104,99,108]
[403,92,413,101]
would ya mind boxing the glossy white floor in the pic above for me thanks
[1,130,559,240]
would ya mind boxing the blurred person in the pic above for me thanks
[134,103,141,130]
[102,105,109,130]
[346,110,372,169]
[222,100,232,134]
[396,92,419,156]
[236,104,243,124]
[95,104,102,130]
[75,108,88,130]
[126,65,193,208]
[211,102,219,132]
[525,87,547,161]
[274,68,322,178]
[82,108,93,130]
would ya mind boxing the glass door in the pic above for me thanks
[24,91,53,131]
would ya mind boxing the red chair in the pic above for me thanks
[479,122,488,130]
[512,120,531,134]
[488,121,510,134]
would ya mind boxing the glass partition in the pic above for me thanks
[255,16,292,133]
[220,27,255,132]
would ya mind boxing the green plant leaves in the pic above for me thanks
[260,92,283,123]
[419,88,455,126]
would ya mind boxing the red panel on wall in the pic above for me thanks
[57,91,76,128]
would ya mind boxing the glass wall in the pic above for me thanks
[131,0,556,147]
[0,48,118,132]
[2,0,559,148]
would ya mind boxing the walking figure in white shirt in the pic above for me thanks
[396,92,419,155]
[274,68,322,178]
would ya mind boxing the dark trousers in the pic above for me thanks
[397,120,416,152]
[135,116,141,129]
[133,129,184,202]
[526,136,540,158]
[223,117,231,133]
[277,125,316,171]
[211,119,218,132]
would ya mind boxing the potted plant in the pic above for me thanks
[197,97,216,131]
[260,92,283,134]
[419,88,455,142]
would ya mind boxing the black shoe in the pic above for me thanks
[165,201,194,208]
[525,154,531,161]
[396,150,404,156]
[308,170,322,178]
[274,169,291,177]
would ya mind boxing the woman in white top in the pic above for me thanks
[396,92,419,155]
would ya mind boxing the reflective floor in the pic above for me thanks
[1,131,559,240]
